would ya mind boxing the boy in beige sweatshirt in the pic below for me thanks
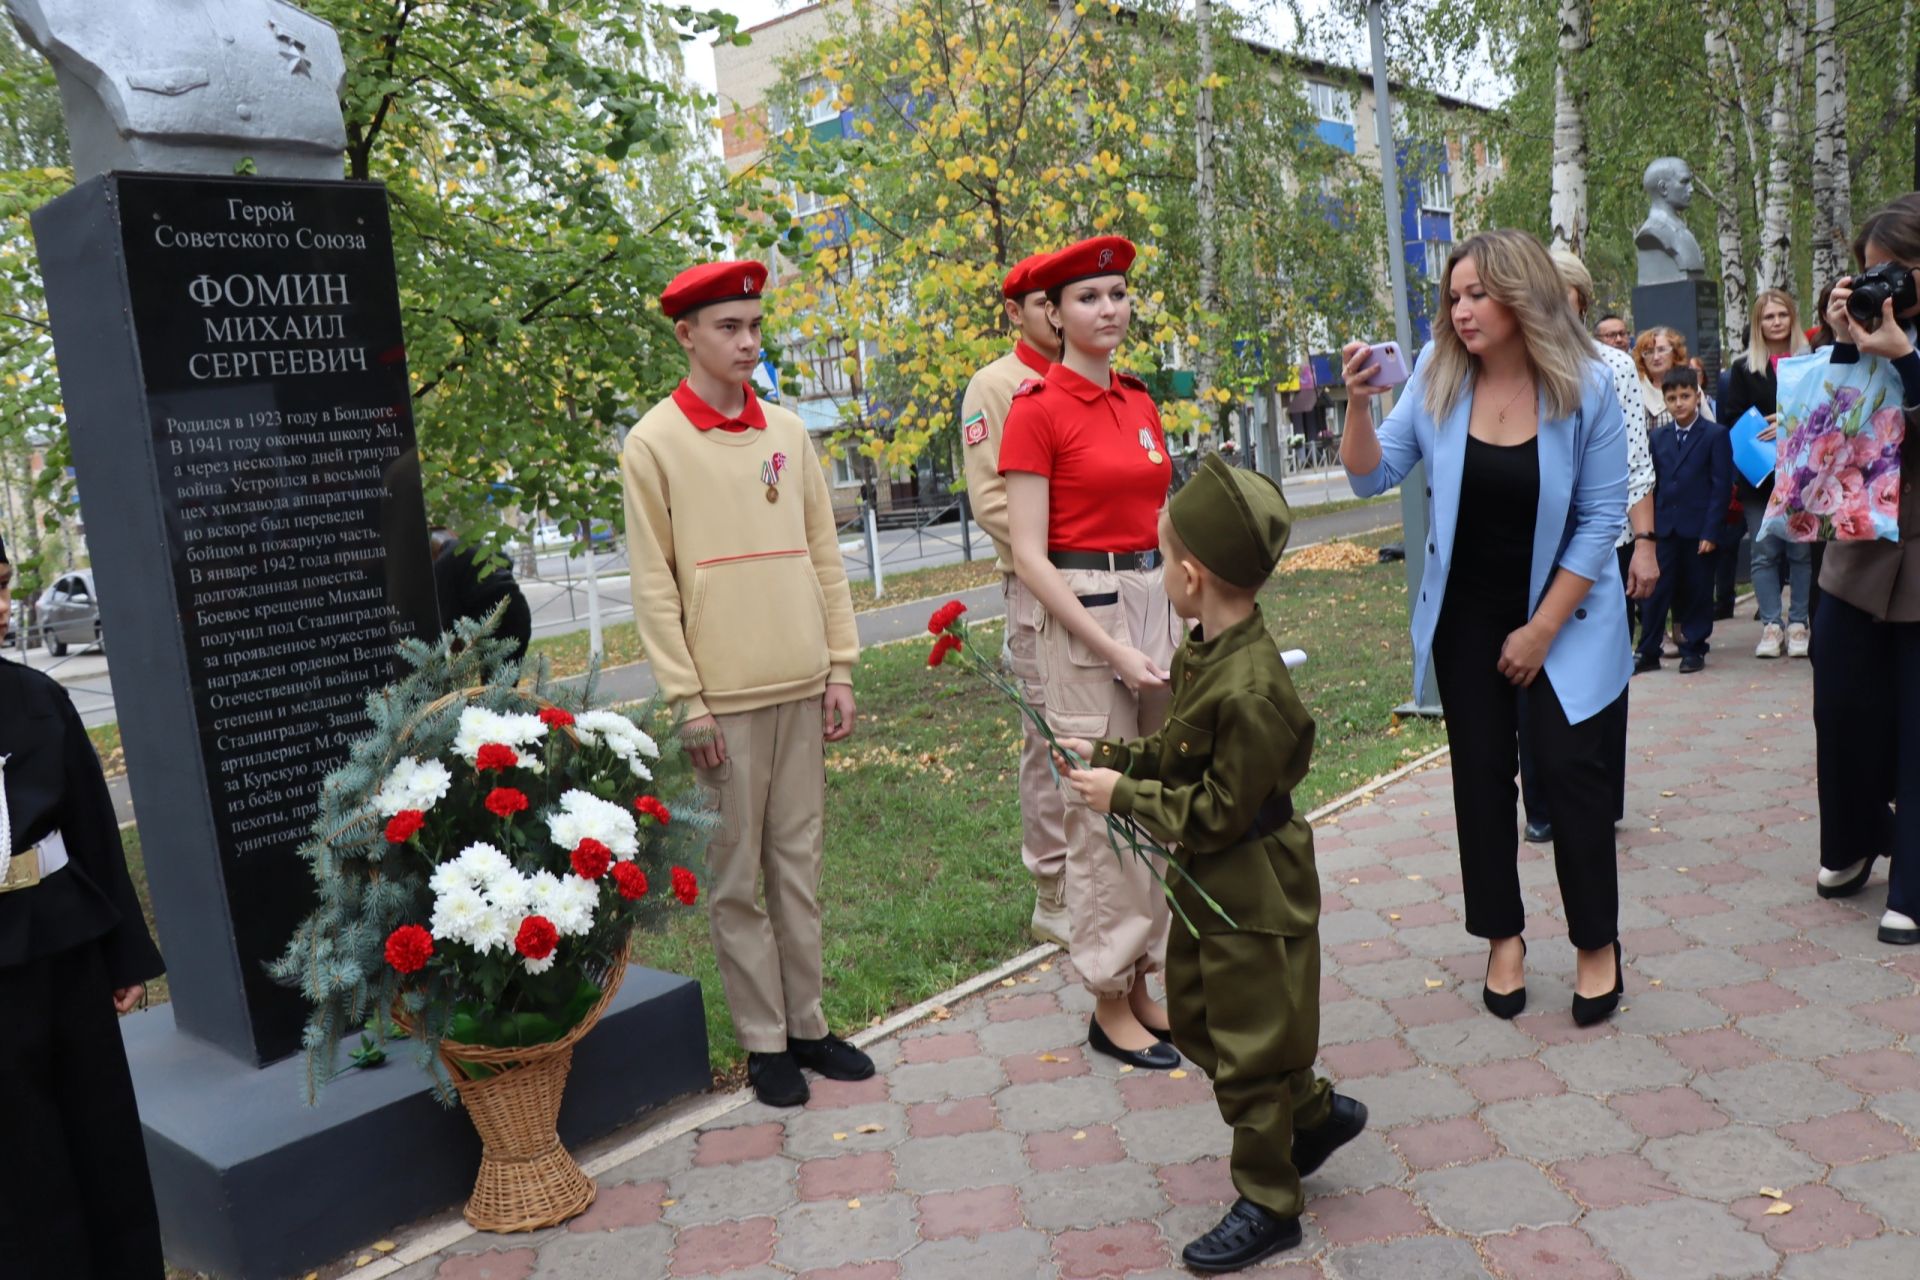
[622,260,865,1107]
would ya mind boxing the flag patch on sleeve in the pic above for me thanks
[962,411,989,446]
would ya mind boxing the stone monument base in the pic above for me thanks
[1632,278,1724,382]
[125,967,708,1279]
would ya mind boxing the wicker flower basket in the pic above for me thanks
[408,955,628,1232]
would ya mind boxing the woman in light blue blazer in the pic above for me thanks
[1340,229,1632,1027]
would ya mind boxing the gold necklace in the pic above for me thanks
[1493,376,1534,425]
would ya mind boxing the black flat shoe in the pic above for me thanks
[1088,1014,1181,1070]
[1678,654,1705,674]
[1633,652,1661,674]
[1571,941,1624,1027]
[1483,938,1527,1020]
[747,1050,809,1107]
[1181,1198,1302,1274]
[789,1032,875,1081]
[1523,821,1553,844]
[1817,856,1875,899]
[1148,1024,1174,1044]
[1293,1092,1369,1177]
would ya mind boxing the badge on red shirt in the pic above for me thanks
[962,410,988,447]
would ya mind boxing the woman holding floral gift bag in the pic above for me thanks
[1808,196,1920,945]
[1001,235,1183,1070]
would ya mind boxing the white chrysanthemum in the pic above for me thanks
[427,859,469,898]
[538,874,599,937]
[545,789,640,858]
[375,757,453,816]
[453,706,549,762]
[454,841,514,886]
[465,908,512,956]
[487,870,535,919]
[521,952,558,975]
[429,883,489,944]
[576,711,660,778]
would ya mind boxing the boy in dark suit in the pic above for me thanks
[1636,368,1733,674]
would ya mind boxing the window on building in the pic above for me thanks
[809,337,852,396]
[790,184,827,216]
[1419,236,1453,282]
[831,447,859,488]
[798,75,840,127]
[1305,81,1353,126]
[1420,164,1453,214]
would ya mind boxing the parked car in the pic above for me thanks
[504,521,570,555]
[34,569,103,656]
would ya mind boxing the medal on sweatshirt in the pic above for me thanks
[1140,427,1164,466]
[762,451,788,503]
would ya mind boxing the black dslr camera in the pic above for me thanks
[1845,261,1918,327]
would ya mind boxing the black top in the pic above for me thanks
[1448,434,1540,621]
[0,660,164,985]
[1720,356,1778,500]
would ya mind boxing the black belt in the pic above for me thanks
[1049,549,1162,572]
[1237,793,1295,846]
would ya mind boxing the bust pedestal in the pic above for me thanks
[1632,279,1723,383]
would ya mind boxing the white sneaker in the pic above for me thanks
[1879,910,1920,945]
[1786,624,1810,658]
[1755,624,1785,659]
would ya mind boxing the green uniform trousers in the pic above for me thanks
[1166,924,1333,1218]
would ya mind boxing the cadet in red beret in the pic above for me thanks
[997,235,1182,1071]
[958,252,1069,948]
[623,261,868,1108]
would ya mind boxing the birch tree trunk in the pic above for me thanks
[1811,0,1852,290]
[1703,6,1750,349]
[1549,0,1590,255]
[1758,0,1807,291]
[1194,0,1219,419]
[1722,24,1768,221]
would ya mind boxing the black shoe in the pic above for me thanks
[1293,1092,1369,1177]
[1714,602,1736,620]
[1149,1024,1174,1044]
[1571,941,1624,1027]
[1483,937,1527,1020]
[1088,1014,1181,1070]
[789,1032,875,1081]
[747,1050,809,1107]
[1633,652,1661,674]
[1181,1198,1302,1274]
[1678,654,1705,674]
[1817,857,1875,899]
[1523,820,1553,844]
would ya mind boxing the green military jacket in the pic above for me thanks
[1090,606,1319,936]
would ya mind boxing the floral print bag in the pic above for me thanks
[1761,349,1905,542]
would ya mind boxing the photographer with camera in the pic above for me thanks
[1811,195,1920,946]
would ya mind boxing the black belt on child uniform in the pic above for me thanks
[1049,549,1162,573]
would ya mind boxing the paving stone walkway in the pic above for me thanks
[398,613,1919,1279]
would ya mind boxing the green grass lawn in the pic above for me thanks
[121,525,1444,1088]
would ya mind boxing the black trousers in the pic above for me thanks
[1518,684,1628,828]
[1433,602,1625,951]
[1811,593,1920,920]
[1713,513,1746,612]
[0,941,164,1279]
[1639,536,1716,661]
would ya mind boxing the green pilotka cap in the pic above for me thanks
[1167,453,1294,589]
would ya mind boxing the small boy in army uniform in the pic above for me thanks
[1057,454,1367,1273]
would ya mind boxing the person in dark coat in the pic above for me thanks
[0,538,167,1278]
[430,528,533,661]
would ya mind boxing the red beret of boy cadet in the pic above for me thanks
[1027,236,1135,292]
[659,260,768,320]
[1001,252,1053,300]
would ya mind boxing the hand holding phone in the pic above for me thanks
[1363,341,1410,388]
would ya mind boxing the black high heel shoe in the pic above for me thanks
[1571,941,1624,1027]
[1483,937,1527,1020]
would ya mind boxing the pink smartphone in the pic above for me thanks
[1364,340,1410,388]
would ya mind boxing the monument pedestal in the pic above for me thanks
[1632,278,1724,381]
[127,967,708,1279]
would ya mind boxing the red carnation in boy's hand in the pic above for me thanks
[514,915,559,961]
[634,795,672,826]
[539,706,575,728]
[475,742,519,772]
[385,809,426,844]
[926,599,969,635]
[570,838,612,880]
[611,862,649,900]
[928,633,963,667]
[671,866,700,905]
[485,786,530,819]
[384,924,434,975]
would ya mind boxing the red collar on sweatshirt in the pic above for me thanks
[673,380,766,432]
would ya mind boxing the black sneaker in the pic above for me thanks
[1293,1092,1369,1177]
[1181,1198,1302,1274]
[789,1032,875,1081]
[747,1050,809,1107]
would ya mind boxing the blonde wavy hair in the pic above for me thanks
[1424,229,1598,425]
[1632,327,1688,384]
[1744,288,1810,372]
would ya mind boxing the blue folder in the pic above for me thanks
[1729,406,1777,489]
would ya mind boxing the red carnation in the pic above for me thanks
[928,633,962,667]
[926,599,968,635]
[514,914,559,961]
[385,809,426,844]
[475,742,519,772]
[571,838,612,880]
[539,706,576,728]
[671,865,700,906]
[611,862,649,900]
[384,924,434,975]
[485,786,530,819]
[634,795,672,826]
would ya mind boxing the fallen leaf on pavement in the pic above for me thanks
[1765,1202,1794,1216]
[1759,1187,1785,1199]
[1170,1069,1189,1079]
[856,1123,885,1134]
[1425,978,1444,989]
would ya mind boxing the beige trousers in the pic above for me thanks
[695,696,829,1053]
[1004,574,1069,881]
[1031,566,1179,996]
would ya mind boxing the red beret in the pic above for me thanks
[660,260,768,320]
[1027,236,1135,293]
[1002,252,1053,300]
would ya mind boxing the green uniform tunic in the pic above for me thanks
[1091,606,1332,1217]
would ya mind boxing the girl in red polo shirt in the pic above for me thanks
[1000,236,1182,1071]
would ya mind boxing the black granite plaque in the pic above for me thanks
[34,174,438,1064]
[1633,278,1724,382]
